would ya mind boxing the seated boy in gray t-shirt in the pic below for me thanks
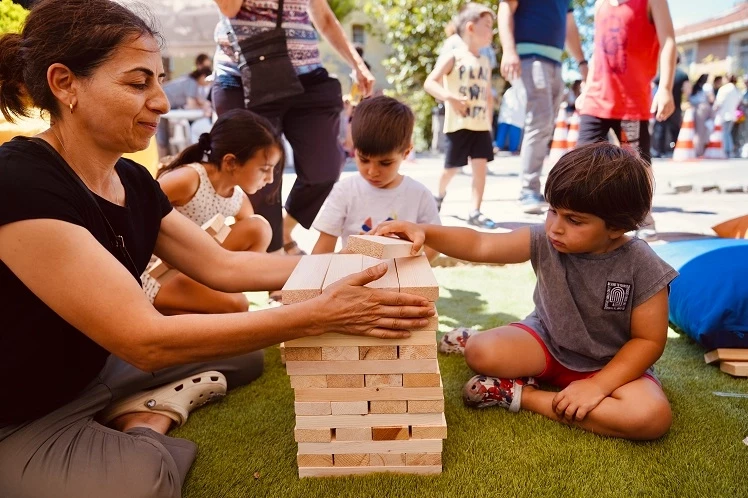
[373,142,678,441]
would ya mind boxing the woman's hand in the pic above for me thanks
[371,221,425,255]
[312,263,435,339]
[354,64,376,98]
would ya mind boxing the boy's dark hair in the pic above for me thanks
[351,96,414,156]
[195,53,211,67]
[455,2,494,37]
[544,143,653,231]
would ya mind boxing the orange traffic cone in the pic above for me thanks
[547,107,569,166]
[672,107,696,161]
[704,116,727,159]
[566,111,580,150]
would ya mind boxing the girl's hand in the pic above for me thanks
[371,221,425,256]
[354,65,376,98]
[313,263,435,338]
[551,378,607,422]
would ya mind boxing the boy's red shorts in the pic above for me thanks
[511,322,660,388]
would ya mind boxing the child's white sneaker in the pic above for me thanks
[438,326,479,355]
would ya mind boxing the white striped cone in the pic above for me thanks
[672,107,696,162]
[566,111,580,150]
[703,116,727,159]
[547,107,569,166]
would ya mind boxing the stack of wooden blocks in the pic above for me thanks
[704,349,748,377]
[281,235,447,478]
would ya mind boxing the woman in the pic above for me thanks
[0,1,432,496]
[688,73,711,157]
[212,0,376,256]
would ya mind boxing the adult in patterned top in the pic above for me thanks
[212,0,376,257]
[0,1,433,496]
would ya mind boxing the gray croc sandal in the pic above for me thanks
[98,371,227,428]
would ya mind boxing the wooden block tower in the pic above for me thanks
[281,236,446,478]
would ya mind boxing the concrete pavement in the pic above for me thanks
[282,153,748,253]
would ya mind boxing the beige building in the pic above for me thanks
[676,2,748,78]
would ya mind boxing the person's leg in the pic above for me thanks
[521,377,672,440]
[651,119,665,157]
[496,123,509,150]
[576,115,614,147]
[508,124,522,152]
[438,167,460,199]
[280,71,344,249]
[469,157,487,212]
[463,325,547,377]
[517,58,556,199]
[723,120,735,157]
[224,215,272,253]
[153,273,249,315]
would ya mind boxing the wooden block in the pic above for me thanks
[403,373,442,387]
[346,234,415,260]
[365,374,403,387]
[286,330,436,348]
[406,453,442,466]
[369,400,408,414]
[299,465,441,478]
[282,254,334,305]
[279,343,286,365]
[296,386,443,402]
[294,427,332,443]
[411,413,447,440]
[200,213,226,237]
[286,359,439,376]
[289,375,327,388]
[372,426,409,441]
[720,361,748,377]
[705,349,748,364]
[399,344,437,359]
[327,374,365,388]
[395,255,439,301]
[295,413,444,430]
[362,256,399,291]
[322,346,359,361]
[331,401,368,415]
[334,453,370,467]
[335,427,372,441]
[299,439,442,455]
[370,453,406,466]
[408,399,444,414]
[295,401,331,416]
[322,254,363,289]
[360,346,398,360]
[214,224,231,244]
[297,454,333,467]
[285,347,322,361]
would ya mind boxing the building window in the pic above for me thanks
[352,24,365,45]
[739,39,748,73]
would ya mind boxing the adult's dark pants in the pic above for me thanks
[577,115,652,165]
[652,109,682,157]
[213,68,344,252]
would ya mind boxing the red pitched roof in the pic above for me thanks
[675,3,748,39]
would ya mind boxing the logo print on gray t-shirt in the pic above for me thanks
[604,281,631,311]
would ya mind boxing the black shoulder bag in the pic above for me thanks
[26,137,139,276]
[230,0,304,109]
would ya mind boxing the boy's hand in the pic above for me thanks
[650,88,675,122]
[447,96,469,117]
[371,221,425,256]
[552,378,607,422]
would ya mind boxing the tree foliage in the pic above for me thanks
[328,0,356,22]
[0,0,28,35]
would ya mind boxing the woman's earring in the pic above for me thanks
[69,102,74,114]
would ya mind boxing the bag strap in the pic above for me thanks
[24,136,139,275]
[276,0,284,29]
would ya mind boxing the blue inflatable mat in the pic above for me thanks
[653,238,748,349]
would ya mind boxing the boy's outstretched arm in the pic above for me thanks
[312,232,338,254]
[373,221,530,265]
[552,287,669,422]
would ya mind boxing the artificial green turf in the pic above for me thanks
[172,263,748,497]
